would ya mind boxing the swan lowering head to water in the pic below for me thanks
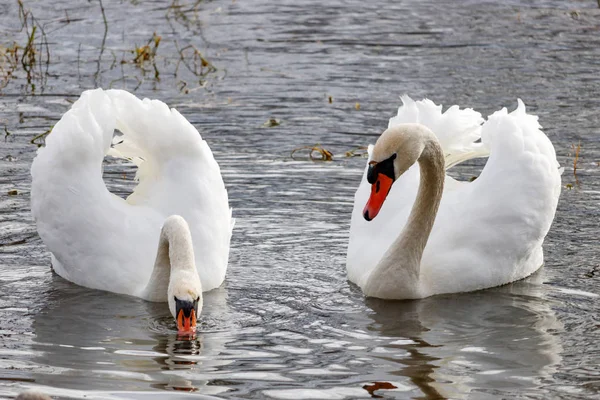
[144,215,203,335]
[30,89,234,335]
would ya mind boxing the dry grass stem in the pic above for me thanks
[131,33,161,80]
[174,41,216,78]
[344,146,368,158]
[572,141,581,176]
[30,126,53,147]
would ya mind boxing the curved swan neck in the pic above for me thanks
[162,218,196,273]
[141,216,198,301]
[365,130,445,298]
[395,138,445,267]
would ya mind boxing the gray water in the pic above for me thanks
[1,0,599,399]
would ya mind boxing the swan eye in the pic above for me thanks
[367,153,396,184]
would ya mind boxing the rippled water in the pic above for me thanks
[1,0,599,399]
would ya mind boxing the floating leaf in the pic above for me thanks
[362,381,398,398]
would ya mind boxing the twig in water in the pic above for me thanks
[572,141,581,176]
[94,0,108,86]
[174,41,216,79]
[30,125,53,147]
[344,146,368,158]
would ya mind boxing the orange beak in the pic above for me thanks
[177,308,197,335]
[363,174,394,221]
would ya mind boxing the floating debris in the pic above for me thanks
[174,42,217,80]
[328,95,333,104]
[355,102,360,110]
[291,144,333,161]
[132,32,161,79]
[262,118,280,128]
[291,145,371,161]
[133,33,161,65]
[8,189,18,196]
[344,146,368,158]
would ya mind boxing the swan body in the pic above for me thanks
[31,89,233,329]
[347,96,561,299]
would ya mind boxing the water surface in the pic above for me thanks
[0,0,599,399]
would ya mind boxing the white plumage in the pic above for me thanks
[31,89,233,299]
[347,96,561,298]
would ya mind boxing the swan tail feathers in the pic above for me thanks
[106,89,205,159]
[104,89,210,184]
[478,99,562,232]
[389,95,487,169]
[482,99,561,175]
[443,145,489,170]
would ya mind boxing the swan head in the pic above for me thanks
[168,279,203,335]
[363,124,430,221]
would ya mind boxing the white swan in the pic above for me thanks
[347,96,561,299]
[30,89,233,333]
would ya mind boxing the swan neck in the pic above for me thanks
[367,135,445,298]
[162,222,196,273]
[396,139,445,269]
[141,218,197,301]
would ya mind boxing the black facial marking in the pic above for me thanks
[375,180,380,193]
[367,153,396,184]
[175,297,199,318]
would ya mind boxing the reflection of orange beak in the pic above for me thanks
[177,309,197,335]
[363,174,394,221]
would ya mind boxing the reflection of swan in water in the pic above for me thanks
[23,275,232,397]
[16,391,51,400]
[365,271,563,399]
